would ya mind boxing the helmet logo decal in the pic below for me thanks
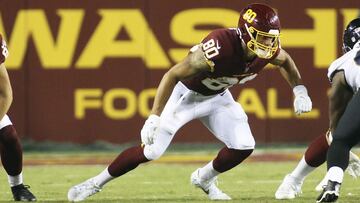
[243,9,257,23]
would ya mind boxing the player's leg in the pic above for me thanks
[0,115,36,201]
[315,134,360,191]
[276,132,329,199]
[294,132,329,179]
[317,92,360,202]
[192,91,254,200]
[68,82,196,202]
[69,135,177,201]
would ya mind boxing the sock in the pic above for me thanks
[0,125,23,176]
[212,147,253,173]
[199,161,220,181]
[8,172,23,187]
[290,156,316,181]
[327,166,344,183]
[108,145,149,177]
[304,133,329,167]
[93,167,115,188]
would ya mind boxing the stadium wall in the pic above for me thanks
[0,0,359,144]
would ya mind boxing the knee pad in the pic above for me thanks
[143,145,165,160]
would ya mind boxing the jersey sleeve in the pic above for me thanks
[0,34,9,64]
[200,29,234,65]
[327,50,355,83]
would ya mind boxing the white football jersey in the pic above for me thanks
[328,42,360,93]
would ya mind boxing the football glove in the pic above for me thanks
[293,85,312,115]
[141,114,160,145]
[346,151,360,178]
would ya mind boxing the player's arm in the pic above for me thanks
[270,49,303,87]
[270,48,312,114]
[0,63,13,120]
[151,45,213,116]
[328,71,353,133]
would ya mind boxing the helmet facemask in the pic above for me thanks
[245,23,280,59]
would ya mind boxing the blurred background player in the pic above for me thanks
[275,18,360,201]
[0,35,36,201]
[68,3,312,202]
[316,18,360,202]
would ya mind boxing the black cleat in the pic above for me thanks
[11,184,37,201]
[316,180,341,202]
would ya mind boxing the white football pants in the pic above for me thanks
[144,82,255,160]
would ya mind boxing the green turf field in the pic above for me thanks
[1,159,360,202]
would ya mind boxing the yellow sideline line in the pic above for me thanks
[154,155,215,163]
[155,152,304,162]
[22,152,306,165]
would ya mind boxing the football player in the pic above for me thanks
[275,18,360,202]
[68,3,312,201]
[0,35,36,201]
[316,18,360,202]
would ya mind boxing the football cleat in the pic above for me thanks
[316,180,341,202]
[316,152,360,191]
[275,174,303,199]
[11,184,37,201]
[67,178,102,202]
[190,168,231,200]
